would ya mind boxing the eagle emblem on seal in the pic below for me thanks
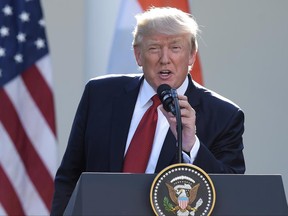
[164,179,203,216]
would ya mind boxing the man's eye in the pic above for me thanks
[148,47,159,53]
[172,46,181,51]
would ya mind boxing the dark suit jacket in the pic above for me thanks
[51,74,245,215]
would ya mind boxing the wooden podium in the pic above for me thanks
[64,173,288,215]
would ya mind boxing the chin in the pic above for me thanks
[161,81,176,88]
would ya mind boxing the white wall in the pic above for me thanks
[190,0,288,196]
[42,0,85,164]
[43,0,288,197]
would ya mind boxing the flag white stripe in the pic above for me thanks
[36,55,54,91]
[106,0,142,74]
[4,76,58,177]
[117,0,142,29]
[0,123,49,215]
[0,203,7,216]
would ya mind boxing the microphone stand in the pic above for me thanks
[171,89,183,163]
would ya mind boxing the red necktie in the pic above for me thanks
[123,95,161,173]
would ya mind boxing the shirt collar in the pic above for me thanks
[139,76,189,107]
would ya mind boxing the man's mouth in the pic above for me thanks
[159,70,172,76]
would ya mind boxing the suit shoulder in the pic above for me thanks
[88,73,142,85]
[86,73,143,88]
[193,81,243,112]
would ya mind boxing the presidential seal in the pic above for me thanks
[150,164,216,216]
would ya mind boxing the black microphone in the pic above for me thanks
[157,84,183,163]
[157,84,176,116]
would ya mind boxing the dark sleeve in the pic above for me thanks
[194,108,245,174]
[50,84,90,215]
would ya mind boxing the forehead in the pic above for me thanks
[143,33,190,45]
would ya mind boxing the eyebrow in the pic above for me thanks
[146,38,183,46]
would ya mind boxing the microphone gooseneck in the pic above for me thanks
[157,84,183,163]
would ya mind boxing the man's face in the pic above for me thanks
[134,33,195,91]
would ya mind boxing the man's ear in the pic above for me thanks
[134,45,142,66]
[189,50,197,66]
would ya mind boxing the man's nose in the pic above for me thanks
[160,47,170,65]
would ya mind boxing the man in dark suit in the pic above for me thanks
[51,7,245,215]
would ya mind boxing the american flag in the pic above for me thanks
[0,0,57,215]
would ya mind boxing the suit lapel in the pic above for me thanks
[186,74,201,108]
[186,76,203,138]
[109,75,143,172]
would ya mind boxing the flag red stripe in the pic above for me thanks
[0,165,25,215]
[21,65,57,136]
[0,89,54,210]
[191,54,203,84]
[137,0,190,12]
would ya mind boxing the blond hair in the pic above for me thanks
[132,7,199,52]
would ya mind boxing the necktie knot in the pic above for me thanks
[151,94,161,108]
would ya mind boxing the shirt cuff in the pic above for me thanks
[182,136,200,164]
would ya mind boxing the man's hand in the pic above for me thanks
[160,95,196,152]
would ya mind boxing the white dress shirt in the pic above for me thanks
[124,77,200,173]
